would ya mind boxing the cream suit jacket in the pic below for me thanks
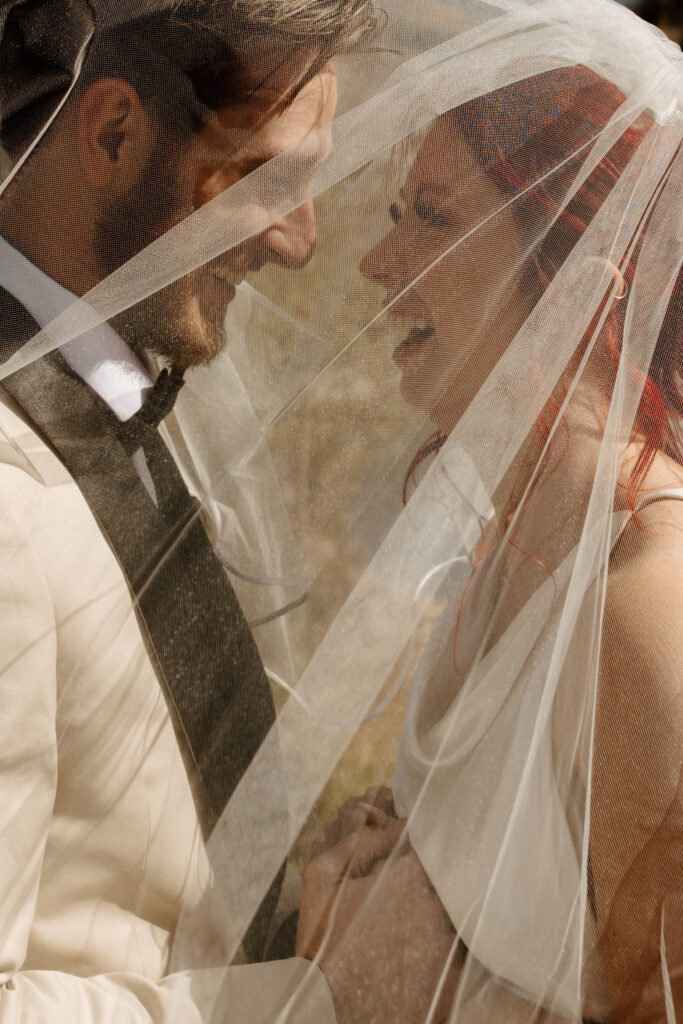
[0,400,335,1024]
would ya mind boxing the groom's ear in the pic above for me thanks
[77,78,156,192]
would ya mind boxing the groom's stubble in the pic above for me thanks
[97,63,339,373]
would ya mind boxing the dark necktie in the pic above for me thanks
[113,366,287,960]
[116,366,188,515]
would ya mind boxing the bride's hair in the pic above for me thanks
[451,66,683,505]
[405,67,682,508]
[403,66,683,675]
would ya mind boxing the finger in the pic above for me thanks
[368,855,388,877]
[352,802,389,829]
[335,793,391,838]
[310,817,408,886]
[346,817,408,876]
[361,785,397,816]
[332,798,370,841]
[324,798,358,845]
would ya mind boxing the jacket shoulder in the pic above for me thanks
[0,396,73,492]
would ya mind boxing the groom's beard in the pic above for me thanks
[94,146,228,371]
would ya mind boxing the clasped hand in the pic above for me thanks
[297,788,460,1024]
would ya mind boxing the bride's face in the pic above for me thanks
[360,113,526,431]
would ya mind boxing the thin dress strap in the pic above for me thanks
[635,486,683,512]
[610,487,683,551]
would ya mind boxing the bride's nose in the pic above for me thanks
[360,228,403,289]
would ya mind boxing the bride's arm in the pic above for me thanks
[591,503,683,1023]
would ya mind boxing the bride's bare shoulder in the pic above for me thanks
[591,453,682,1008]
[594,451,682,808]
[603,449,683,702]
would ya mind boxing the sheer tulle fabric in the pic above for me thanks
[1,1,681,1021]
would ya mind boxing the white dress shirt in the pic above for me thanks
[0,236,158,500]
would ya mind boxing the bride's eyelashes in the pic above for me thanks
[388,197,453,229]
[414,199,451,228]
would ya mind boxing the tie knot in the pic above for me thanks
[117,366,185,456]
[138,367,186,428]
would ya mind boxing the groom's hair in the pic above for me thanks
[1,0,381,157]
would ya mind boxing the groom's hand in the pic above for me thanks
[297,823,460,1024]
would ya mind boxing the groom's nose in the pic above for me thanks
[263,199,316,270]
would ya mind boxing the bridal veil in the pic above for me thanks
[1,0,681,1021]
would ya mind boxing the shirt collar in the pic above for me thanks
[0,235,155,421]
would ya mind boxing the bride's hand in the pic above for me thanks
[297,823,459,1024]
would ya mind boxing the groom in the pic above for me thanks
[0,1,455,1022]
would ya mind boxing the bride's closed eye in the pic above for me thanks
[388,198,452,229]
[414,199,450,228]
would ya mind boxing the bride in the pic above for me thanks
[297,38,682,1024]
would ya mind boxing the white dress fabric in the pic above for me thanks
[394,489,683,1021]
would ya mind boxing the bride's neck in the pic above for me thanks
[491,372,610,539]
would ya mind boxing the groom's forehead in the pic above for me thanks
[199,64,337,170]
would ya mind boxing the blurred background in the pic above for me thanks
[616,0,681,43]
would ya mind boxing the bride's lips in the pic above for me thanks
[380,285,436,366]
[393,325,435,366]
[382,289,435,366]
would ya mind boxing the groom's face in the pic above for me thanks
[97,57,337,370]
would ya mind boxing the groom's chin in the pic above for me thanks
[182,297,231,368]
[152,294,230,371]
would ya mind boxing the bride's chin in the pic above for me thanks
[399,369,465,434]
[432,384,474,435]
[398,372,432,414]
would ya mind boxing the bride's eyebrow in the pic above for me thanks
[419,182,450,193]
[400,182,466,202]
